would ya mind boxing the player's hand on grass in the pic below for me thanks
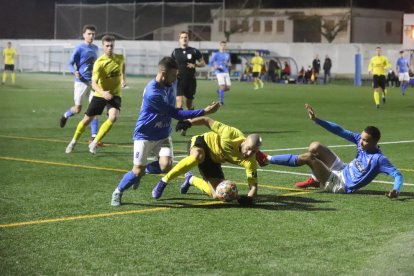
[176,120,192,132]
[237,195,254,206]
[204,101,220,115]
[305,103,316,121]
[385,189,399,199]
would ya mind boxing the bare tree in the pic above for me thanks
[321,13,350,43]
[222,0,262,42]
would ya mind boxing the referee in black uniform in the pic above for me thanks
[171,31,205,111]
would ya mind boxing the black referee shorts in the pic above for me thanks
[177,77,197,100]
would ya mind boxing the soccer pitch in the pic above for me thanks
[0,73,413,275]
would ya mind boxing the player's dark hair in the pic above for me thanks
[158,57,178,70]
[220,41,227,44]
[399,50,404,54]
[364,126,381,142]
[102,35,115,43]
[83,24,96,33]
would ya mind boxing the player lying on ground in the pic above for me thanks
[256,104,403,199]
[151,116,262,205]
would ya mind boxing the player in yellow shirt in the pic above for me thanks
[152,116,262,205]
[251,51,264,90]
[65,35,126,154]
[2,42,17,84]
[368,46,391,108]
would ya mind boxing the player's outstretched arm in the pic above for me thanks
[203,101,220,115]
[176,116,215,132]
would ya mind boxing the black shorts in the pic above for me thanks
[85,96,121,116]
[192,135,224,180]
[4,64,14,71]
[373,75,386,90]
[252,72,260,78]
[176,77,196,100]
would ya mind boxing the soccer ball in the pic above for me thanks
[215,180,238,202]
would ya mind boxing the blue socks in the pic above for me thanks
[90,118,99,136]
[218,89,224,104]
[64,108,74,118]
[270,154,299,166]
[117,171,141,192]
[145,160,162,174]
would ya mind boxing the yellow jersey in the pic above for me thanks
[92,53,125,97]
[194,121,258,186]
[368,55,390,76]
[251,56,264,73]
[3,47,17,65]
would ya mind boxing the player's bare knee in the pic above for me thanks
[73,106,82,114]
[190,147,205,164]
[308,141,322,154]
[132,166,145,177]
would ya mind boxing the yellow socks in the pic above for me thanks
[73,121,86,141]
[373,90,380,106]
[11,72,15,83]
[94,119,113,142]
[2,72,6,83]
[163,155,198,183]
[191,176,213,196]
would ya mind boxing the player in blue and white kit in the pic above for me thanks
[60,25,100,143]
[256,104,403,199]
[111,57,220,206]
[396,50,410,96]
[209,41,232,105]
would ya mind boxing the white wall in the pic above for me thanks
[0,39,403,78]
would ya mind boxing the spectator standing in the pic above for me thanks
[323,55,332,84]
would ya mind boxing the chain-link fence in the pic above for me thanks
[55,1,223,40]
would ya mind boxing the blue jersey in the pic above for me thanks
[209,51,231,74]
[133,79,205,141]
[315,118,403,193]
[68,43,98,83]
[396,57,409,73]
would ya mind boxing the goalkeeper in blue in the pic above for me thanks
[111,57,220,206]
[256,104,403,199]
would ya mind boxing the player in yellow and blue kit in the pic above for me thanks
[65,35,126,154]
[59,25,101,145]
[368,46,391,108]
[2,42,17,84]
[152,116,262,205]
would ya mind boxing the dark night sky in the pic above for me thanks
[1,0,413,38]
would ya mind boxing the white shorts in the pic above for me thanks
[398,72,410,82]
[74,82,93,106]
[133,137,173,166]
[321,170,346,193]
[216,73,231,87]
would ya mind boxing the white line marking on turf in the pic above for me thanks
[261,140,414,152]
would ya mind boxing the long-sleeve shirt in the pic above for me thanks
[315,118,403,193]
[133,79,205,141]
[68,43,98,83]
